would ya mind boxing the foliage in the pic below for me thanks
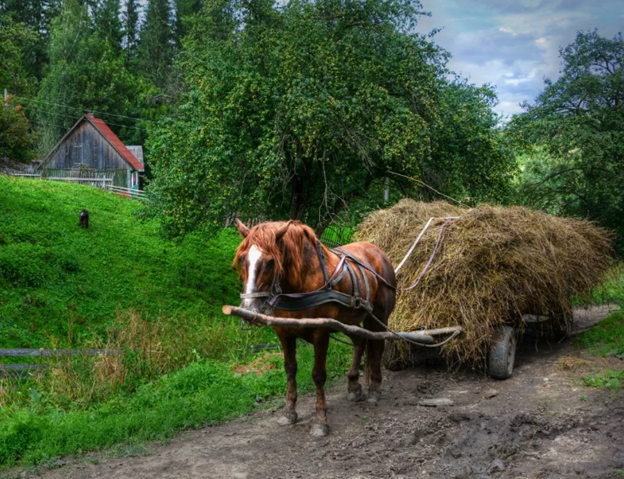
[0,0,60,81]
[0,97,34,166]
[144,0,514,239]
[509,31,624,253]
[137,0,173,88]
[174,0,202,48]
[0,14,37,94]
[33,0,148,151]
[582,370,624,390]
[122,0,140,62]
[94,0,123,53]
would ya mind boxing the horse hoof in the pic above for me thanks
[347,387,363,402]
[367,390,381,403]
[309,422,330,437]
[277,411,297,426]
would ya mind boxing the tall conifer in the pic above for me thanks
[94,0,123,52]
[173,0,201,48]
[137,0,172,88]
[122,0,139,61]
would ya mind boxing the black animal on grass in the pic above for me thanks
[79,210,89,229]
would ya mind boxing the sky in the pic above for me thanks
[416,0,623,118]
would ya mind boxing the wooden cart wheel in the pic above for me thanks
[488,325,516,380]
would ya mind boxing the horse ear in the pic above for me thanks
[275,220,293,242]
[235,219,250,238]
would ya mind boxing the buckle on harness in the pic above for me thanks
[351,296,363,309]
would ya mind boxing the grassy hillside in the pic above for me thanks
[0,176,240,348]
[0,177,352,467]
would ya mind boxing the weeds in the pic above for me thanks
[582,371,623,390]
[0,339,352,467]
[576,311,624,358]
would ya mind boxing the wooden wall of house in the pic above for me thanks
[46,121,131,171]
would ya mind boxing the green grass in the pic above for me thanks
[0,177,354,468]
[0,176,243,348]
[576,309,624,391]
[576,264,624,306]
[576,311,624,359]
[0,340,352,467]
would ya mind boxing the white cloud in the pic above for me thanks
[504,69,537,86]
[419,0,622,118]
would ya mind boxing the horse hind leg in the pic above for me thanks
[365,311,389,403]
[309,332,330,437]
[365,337,384,403]
[346,335,365,401]
[277,333,298,426]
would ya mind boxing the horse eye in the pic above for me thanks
[238,254,245,264]
[264,258,275,270]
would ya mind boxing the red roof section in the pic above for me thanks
[86,115,144,171]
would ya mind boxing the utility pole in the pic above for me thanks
[383,177,390,203]
[3,89,8,101]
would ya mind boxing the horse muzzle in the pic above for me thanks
[240,291,272,313]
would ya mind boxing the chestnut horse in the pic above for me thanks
[234,219,396,437]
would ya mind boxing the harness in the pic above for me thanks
[239,241,395,317]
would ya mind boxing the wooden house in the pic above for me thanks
[41,114,144,189]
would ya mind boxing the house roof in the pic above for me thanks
[43,114,144,172]
[86,115,144,171]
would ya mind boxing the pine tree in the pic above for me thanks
[94,0,122,52]
[0,0,61,80]
[173,0,201,49]
[122,0,139,61]
[137,0,172,88]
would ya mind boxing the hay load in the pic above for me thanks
[355,199,613,366]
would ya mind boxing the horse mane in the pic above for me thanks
[234,221,325,286]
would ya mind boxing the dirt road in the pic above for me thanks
[27,308,624,479]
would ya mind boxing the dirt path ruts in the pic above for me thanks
[25,325,623,479]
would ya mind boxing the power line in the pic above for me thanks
[14,95,154,124]
[22,104,148,132]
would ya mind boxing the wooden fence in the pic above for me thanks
[106,184,147,200]
[8,172,113,189]
[0,349,119,379]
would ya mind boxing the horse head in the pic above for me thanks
[234,219,294,312]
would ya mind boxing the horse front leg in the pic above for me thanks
[277,332,298,426]
[310,332,330,437]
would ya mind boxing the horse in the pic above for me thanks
[234,219,396,437]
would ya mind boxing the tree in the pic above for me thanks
[122,0,139,61]
[173,0,202,49]
[0,96,33,169]
[509,31,624,252]
[0,14,37,94]
[35,0,147,152]
[137,0,172,88]
[0,0,61,80]
[145,0,514,238]
[94,0,123,53]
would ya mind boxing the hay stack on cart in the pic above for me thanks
[355,199,613,377]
